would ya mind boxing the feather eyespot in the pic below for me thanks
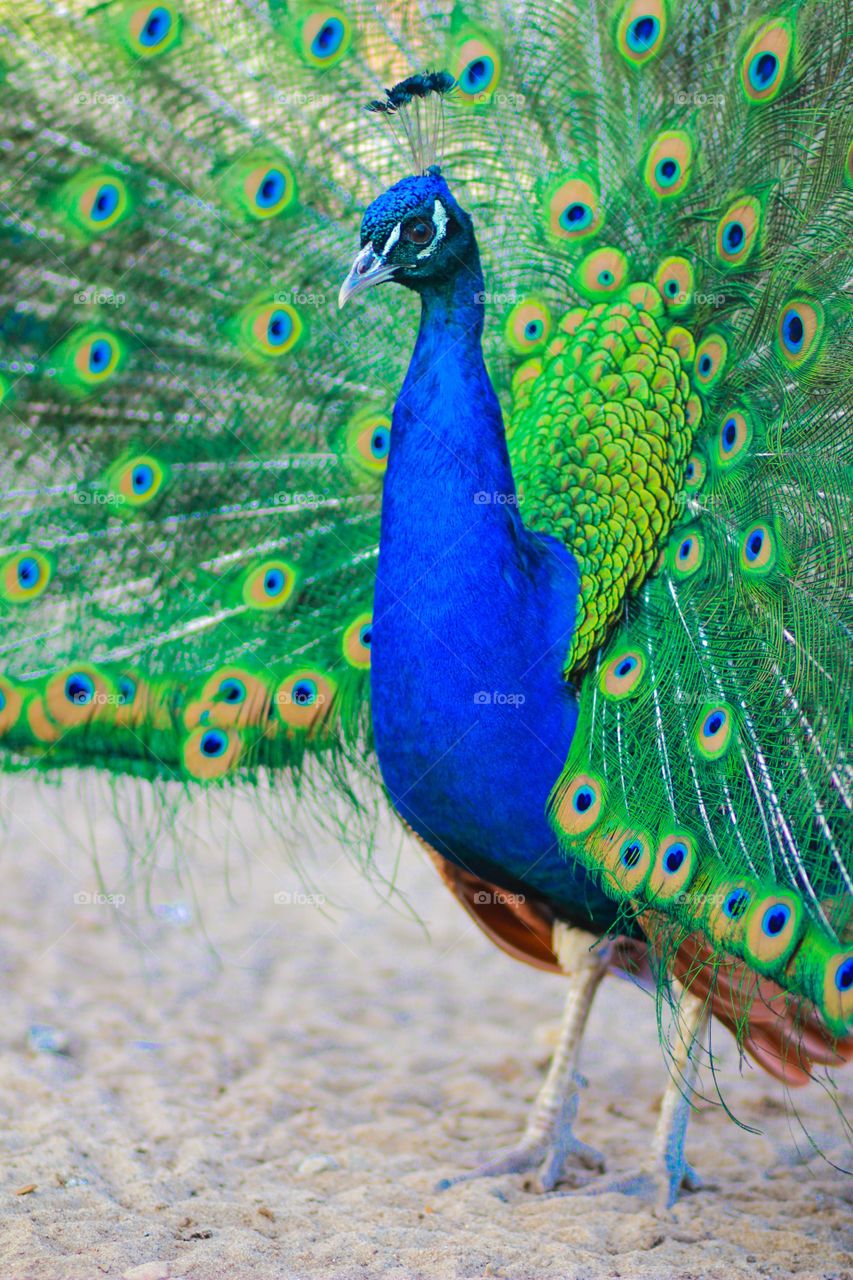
[123,4,181,57]
[60,170,132,235]
[241,560,297,611]
[597,828,652,894]
[648,832,696,900]
[111,454,166,506]
[644,131,692,199]
[182,726,242,779]
[684,451,706,492]
[739,522,776,574]
[669,528,703,578]
[715,196,761,266]
[2,551,52,604]
[695,703,735,759]
[741,18,793,103]
[343,612,373,668]
[713,410,751,468]
[616,0,666,64]
[744,893,802,971]
[546,175,601,242]
[451,32,501,101]
[575,247,629,300]
[275,669,336,732]
[244,164,295,218]
[299,9,351,66]
[600,649,646,700]
[693,334,727,389]
[45,665,113,726]
[654,255,693,312]
[236,299,304,362]
[345,410,392,475]
[504,300,552,354]
[0,677,23,737]
[776,299,823,366]
[57,329,126,389]
[555,773,604,836]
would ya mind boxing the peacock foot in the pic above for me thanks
[564,1159,703,1213]
[436,1088,605,1193]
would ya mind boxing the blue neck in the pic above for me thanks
[370,255,617,928]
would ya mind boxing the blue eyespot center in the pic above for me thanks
[685,461,695,479]
[65,672,95,705]
[723,888,750,920]
[293,679,318,706]
[524,320,543,339]
[750,51,778,89]
[359,625,372,648]
[267,309,292,347]
[762,904,790,937]
[371,427,390,458]
[17,556,40,588]
[836,958,853,993]
[574,786,594,813]
[678,538,692,560]
[698,354,712,375]
[117,676,136,705]
[746,530,765,561]
[723,221,744,251]
[311,17,344,57]
[615,657,636,678]
[92,183,120,220]
[141,7,172,46]
[264,568,286,596]
[132,463,154,493]
[257,169,286,209]
[722,419,738,450]
[89,339,112,372]
[621,840,643,869]
[627,15,659,51]
[782,309,804,351]
[461,56,494,93]
[665,279,678,296]
[200,729,227,758]
[560,202,592,231]
[220,678,246,704]
[598,270,613,285]
[664,844,686,874]
[703,711,725,737]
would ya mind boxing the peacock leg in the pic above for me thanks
[566,981,710,1211]
[437,923,610,1192]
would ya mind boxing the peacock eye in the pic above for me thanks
[402,218,434,246]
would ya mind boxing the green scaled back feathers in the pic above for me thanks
[0,0,851,1039]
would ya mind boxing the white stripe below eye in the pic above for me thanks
[417,199,448,259]
[381,222,401,258]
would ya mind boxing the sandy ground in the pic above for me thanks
[0,778,850,1280]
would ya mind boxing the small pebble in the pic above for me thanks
[14,1184,37,1196]
[27,1024,70,1055]
[297,1153,339,1176]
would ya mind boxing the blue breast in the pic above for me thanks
[370,267,618,930]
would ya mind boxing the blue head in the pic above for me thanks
[338,168,477,307]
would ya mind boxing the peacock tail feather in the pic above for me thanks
[0,0,851,1040]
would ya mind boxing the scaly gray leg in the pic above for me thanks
[566,980,710,1211]
[437,923,611,1192]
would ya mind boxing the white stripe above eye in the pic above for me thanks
[417,199,448,259]
[381,222,401,258]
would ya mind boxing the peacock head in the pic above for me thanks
[338,168,475,308]
[339,72,473,308]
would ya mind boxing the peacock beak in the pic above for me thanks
[338,243,398,308]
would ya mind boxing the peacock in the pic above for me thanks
[0,0,851,1210]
